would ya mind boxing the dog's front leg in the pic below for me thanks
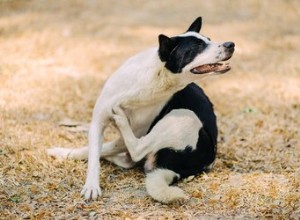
[80,121,102,199]
[81,102,109,200]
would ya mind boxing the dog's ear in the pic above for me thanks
[158,34,176,62]
[186,17,202,33]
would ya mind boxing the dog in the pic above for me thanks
[47,17,235,203]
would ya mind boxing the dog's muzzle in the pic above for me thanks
[191,41,235,74]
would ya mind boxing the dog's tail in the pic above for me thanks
[145,168,188,204]
[47,146,88,160]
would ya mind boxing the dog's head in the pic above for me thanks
[158,17,235,75]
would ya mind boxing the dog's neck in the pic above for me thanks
[155,62,193,94]
[131,64,188,108]
[156,67,181,91]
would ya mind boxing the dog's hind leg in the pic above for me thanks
[112,106,202,162]
[113,107,200,203]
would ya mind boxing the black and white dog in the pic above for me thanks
[48,17,235,203]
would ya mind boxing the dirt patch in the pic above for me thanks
[1,0,300,219]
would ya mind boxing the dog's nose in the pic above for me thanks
[223,42,235,49]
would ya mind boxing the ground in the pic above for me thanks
[0,0,300,219]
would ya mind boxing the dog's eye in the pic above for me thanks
[207,37,211,41]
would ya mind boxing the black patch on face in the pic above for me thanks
[158,36,208,73]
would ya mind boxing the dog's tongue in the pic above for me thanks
[193,63,230,74]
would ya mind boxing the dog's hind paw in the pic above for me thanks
[112,105,126,118]
[112,114,127,128]
[80,184,102,200]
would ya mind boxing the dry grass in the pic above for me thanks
[1,0,300,219]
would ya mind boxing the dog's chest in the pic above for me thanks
[125,103,165,138]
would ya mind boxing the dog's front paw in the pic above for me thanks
[80,183,102,200]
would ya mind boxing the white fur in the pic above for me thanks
[146,169,188,204]
[47,31,229,200]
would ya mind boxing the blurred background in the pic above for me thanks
[1,0,299,117]
[1,0,299,219]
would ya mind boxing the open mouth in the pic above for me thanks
[191,62,231,74]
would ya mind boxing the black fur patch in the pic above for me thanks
[148,83,217,178]
[186,17,202,33]
[158,36,208,73]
